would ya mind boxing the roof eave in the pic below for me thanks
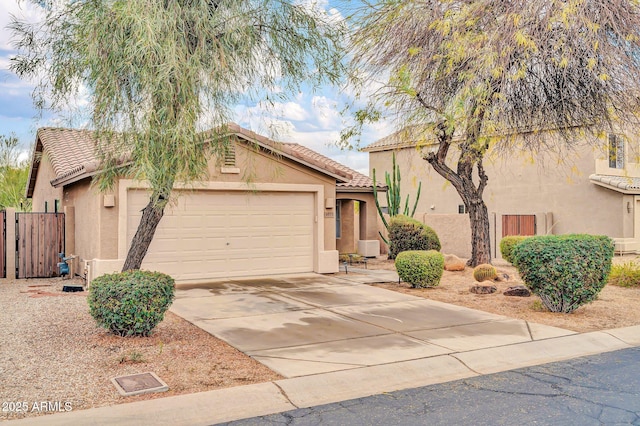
[589,175,640,195]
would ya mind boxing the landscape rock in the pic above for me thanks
[469,283,497,294]
[493,272,511,282]
[503,285,531,297]
[444,254,466,271]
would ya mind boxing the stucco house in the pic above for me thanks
[27,123,381,283]
[363,127,638,258]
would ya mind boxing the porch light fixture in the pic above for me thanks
[628,201,632,213]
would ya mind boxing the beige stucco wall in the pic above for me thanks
[370,142,626,258]
[31,152,63,212]
[61,179,102,263]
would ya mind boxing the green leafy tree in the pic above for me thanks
[345,0,640,266]
[11,0,344,270]
[0,133,31,211]
[372,152,421,244]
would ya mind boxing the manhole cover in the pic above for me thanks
[111,372,168,397]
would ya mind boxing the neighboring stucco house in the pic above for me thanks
[27,123,381,283]
[363,127,638,258]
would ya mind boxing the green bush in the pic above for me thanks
[388,215,441,260]
[608,262,640,287]
[395,250,444,288]
[88,270,175,337]
[512,234,614,313]
[500,236,529,264]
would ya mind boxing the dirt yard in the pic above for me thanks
[366,255,640,333]
[0,279,281,421]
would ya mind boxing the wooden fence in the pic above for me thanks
[16,213,65,279]
[502,214,536,237]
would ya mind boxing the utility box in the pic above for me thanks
[357,240,380,258]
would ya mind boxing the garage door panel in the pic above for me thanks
[128,190,315,281]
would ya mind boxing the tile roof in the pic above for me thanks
[281,143,378,191]
[362,125,435,152]
[28,124,379,195]
[589,174,640,194]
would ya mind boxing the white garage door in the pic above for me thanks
[127,189,315,281]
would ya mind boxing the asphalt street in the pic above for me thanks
[222,347,640,426]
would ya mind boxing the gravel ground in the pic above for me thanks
[368,255,640,333]
[0,278,281,421]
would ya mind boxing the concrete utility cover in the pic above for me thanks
[111,372,168,397]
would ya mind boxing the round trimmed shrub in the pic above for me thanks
[500,236,529,264]
[395,250,444,288]
[388,215,441,260]
[512,234,614,313]
[88,270,175,337]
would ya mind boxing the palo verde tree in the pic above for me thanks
[0,133,31,212]
[345,0,640,266]
[11,0,344,270]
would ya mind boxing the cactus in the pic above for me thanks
[373,152,422,244]
[473,263,497,282]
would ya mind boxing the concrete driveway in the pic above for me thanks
[170,271,575,378]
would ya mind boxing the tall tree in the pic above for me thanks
[0,133,31,211]
[11,0,344,270]
[345,0,640,266]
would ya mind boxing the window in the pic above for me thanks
[44,201,48,213]
[609,134,625,169]
[54,199,60,213]
[458,204,467,214]
[335,201,342,239]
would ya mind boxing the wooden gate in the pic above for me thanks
[16,213,65,279]
[0,211,5,278]
[502,214,536,237]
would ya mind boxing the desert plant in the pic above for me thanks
[372,152,422,244]
[500,236,529,264]
[88,270,175,337]
[512,234,614,313]
[608,262,640,287]
[388,215,440,260]
[473,264,497,282]
[395,250,444,288]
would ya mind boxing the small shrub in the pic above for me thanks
[608,262,640,287]
[88,270,175,337]
[473,263,497,282]
[530,299,548,312]
[395,250,444,288]
[119,351,146,364]
[500,236,529,264]
[388,215,441,260]
[512,234,614,313]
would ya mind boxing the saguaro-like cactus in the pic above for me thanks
[373,152,422,243]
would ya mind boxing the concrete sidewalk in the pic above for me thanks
[8,272,640,425]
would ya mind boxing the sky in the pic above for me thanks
[0,0,393,175]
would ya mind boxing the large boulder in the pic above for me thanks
[444,254,466,271]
